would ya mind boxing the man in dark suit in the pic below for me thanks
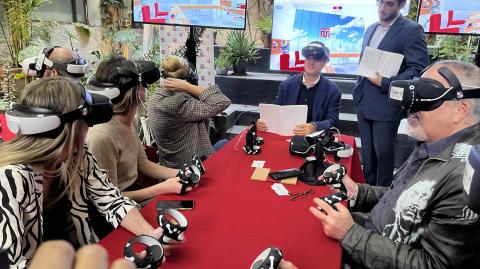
[353,0,429,186]
[257,41,342,135]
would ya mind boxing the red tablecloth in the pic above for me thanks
[99,131,364,268]
[0,113,15,141]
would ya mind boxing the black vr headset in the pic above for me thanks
[87,60,161,104]
[301,41,330,62]
[26,47,91,78]
[6,85,113,138]
[389,66,480,113]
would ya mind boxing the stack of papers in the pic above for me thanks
[259,104,308,136]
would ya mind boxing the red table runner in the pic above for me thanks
[99,131,364,268]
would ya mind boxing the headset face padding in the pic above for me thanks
[6,86,113,138]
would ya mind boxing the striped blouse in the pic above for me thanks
[0,147,139,268]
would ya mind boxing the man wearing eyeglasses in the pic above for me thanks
[256,41,341,135]
[353,0,429,187]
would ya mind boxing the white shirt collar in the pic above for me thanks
[302,74,321,89]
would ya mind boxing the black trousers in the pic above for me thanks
[357,112,400,187]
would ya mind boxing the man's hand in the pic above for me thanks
[256,119,268,132]
[293,123,316,136]
[309,198,354,241]
[367,71,383,87]
[279,259,298,269]
[163,78,192,92]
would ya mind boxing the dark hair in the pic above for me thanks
[94,56,140,114]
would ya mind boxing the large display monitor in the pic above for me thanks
[133,0,247,30]
[417,0,480,35]
[270,0,410,75]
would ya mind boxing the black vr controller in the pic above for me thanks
[250,247,283,269]
[298,137,333,186]
[156,208,188,244]
[243,123,264,155]
[319,192,349,211]
[177,155,205,195]
[322,163,347,193]
[124,235,164,268]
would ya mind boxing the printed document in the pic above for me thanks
[357,47,404,78]
[259,103,307,136]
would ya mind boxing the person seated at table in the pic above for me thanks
[146,55,231,168]
[308,61,480,268]
[0,77,171,268]
[86,56,188,204]
[256,41,341,135]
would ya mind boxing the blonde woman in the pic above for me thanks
[147,55,231,168]
[0,77,166,268]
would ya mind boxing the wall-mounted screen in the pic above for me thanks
[417,0,480,35]
[133,0,247,30]
[270,0,410,75]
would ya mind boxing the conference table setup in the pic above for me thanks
[100,129,365,268]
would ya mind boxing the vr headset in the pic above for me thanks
[389,66,480,113]
[86,60,161,104]
[6,85,113,138]
[301,41,330,62]
[22,47,91,78]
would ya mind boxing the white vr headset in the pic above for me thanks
[6,86,113,138]
[22,47,91,78]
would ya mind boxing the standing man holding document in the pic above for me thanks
[353,0,429,186]
[256,41,341,135]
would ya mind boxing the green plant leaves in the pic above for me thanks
[223,31,260,65]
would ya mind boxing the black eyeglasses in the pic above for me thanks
[289,188,315,201]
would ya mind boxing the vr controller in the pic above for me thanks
[176,155,206,195]
[243,123,264,155]
[250,247,283,269]
[124,235,164,268]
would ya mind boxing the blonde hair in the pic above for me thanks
[0,77,87,194]
[162,55,191,79]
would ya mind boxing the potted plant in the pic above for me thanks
[214,52,232,75]
[224,31,260,75]
[1,0,49,67]
[256,15,272,48]
[433,35,478,62]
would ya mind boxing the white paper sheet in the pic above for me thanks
[259,103,308,136]
[357,47,404,78]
